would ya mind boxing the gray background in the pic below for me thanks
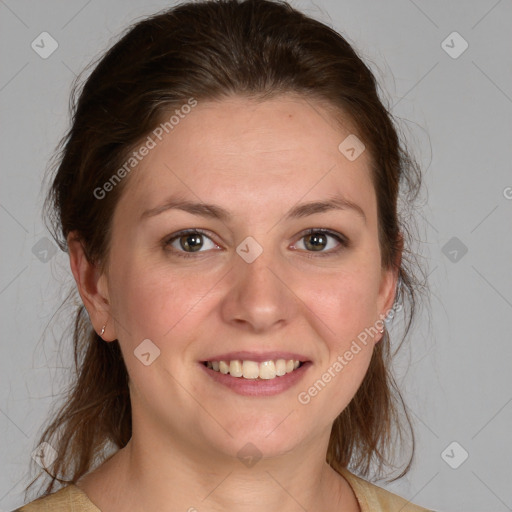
[1,1,511,511]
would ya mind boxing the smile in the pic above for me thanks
[203,359,302,380]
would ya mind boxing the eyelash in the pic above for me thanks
[163,228,350,259]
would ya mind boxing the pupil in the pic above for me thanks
[306,233,326,251]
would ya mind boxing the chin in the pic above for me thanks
[212,415,312,460]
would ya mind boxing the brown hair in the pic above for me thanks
[28,0,426,499]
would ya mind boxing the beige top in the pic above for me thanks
[13,467,434,511]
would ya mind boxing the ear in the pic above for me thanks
[67,231,115,341]
[375,232,403,340]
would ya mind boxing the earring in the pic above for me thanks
[100,324,106,336]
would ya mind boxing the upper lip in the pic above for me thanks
[201,351,310,363]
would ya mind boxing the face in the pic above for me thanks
[82,94,397,464]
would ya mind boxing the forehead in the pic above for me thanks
[116,94,376,224]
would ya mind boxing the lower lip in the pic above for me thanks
[199,362,312,397]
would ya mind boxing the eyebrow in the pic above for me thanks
[140,194,366,224]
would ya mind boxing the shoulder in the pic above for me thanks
[11,484,100,512]
[338,467,436,512]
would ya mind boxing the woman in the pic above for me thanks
[14,0,433,510]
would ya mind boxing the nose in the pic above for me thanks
[220,246,295,334]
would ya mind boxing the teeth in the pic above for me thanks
[242,360,259,379]
[205,358,303,380]
[219,361,229,374]
[229,360,243,377]
[259,360,276,379]
[276,359,287,376]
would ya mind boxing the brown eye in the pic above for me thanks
[303,232,329,251]
[294,229,349,257]
[164,229,219,258]
[177,232,204,252]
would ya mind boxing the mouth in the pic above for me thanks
[201,358,305,381]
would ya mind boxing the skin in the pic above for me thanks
[69,94,400,512]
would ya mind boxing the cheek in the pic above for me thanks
[298,262,381,401]
[297,274,377,418]
[306,264,381,339]
[107,261,204,401]
[107,248,196,343]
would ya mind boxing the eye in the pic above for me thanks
[163,229,219,258]
[292,229,349,257]
[163,228,350,259]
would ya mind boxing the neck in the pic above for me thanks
[78,430,359,512]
